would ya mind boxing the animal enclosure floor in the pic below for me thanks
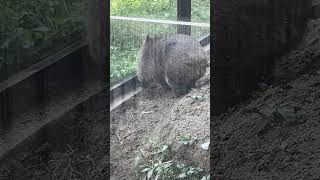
[211,18,320,179]
[110,67,210,179]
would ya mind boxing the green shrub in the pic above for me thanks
[0,0,87,64]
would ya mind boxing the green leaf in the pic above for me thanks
[147,168,154,179]
[178,173,187,178]
[201,176,207,180]
[22,40,34,49]
[141,167,150,172]
[191,95,206,101]
[155,174,160,180]
[1,39,10,49]
[163,161,173,168]
[134,155,143,167]
[160,145,168,152]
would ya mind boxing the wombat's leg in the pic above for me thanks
[140,81,149,88]
[172,86,191,97]
[165,74,191,96]
[158,79,171,90]
[137,77,149,88]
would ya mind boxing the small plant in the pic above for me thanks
[134,136,209,180]
[179,134,197,145]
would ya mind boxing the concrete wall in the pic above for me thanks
[212,0,312,115]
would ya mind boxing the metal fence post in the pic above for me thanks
[177,0,191,35]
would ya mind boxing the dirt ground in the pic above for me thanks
[0,45,211,180]
[109,18,320,180]
[211,18,320,179]
[110,67,210,179]
[0,108,110,180]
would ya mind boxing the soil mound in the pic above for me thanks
[211,18,320,179]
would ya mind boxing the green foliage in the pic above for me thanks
[110,0,209,84]
[111,0,176,20]
[110,43,138,83]
[134,136,209,180]
[0,0,87,65]
[111,0,210,23]
[179,134,197,145]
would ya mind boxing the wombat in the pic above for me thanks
[137,34,208,96]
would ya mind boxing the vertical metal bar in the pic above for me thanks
[177,0,191,35]
[87,0,107,82]
[0,48,11,129]
[102,0,108,84]
[37,71,49,106]
[100,0,107,61]
[0,89,12,130]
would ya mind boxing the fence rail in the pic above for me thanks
[110,16,210,27]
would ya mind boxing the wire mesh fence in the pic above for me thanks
[110,0,210,23]
[110,17,210,85]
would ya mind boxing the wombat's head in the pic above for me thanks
[137,34,161,87]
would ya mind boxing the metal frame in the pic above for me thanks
[177,0,192,35]
[110,16,209,27]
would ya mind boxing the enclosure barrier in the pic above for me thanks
[110,16,210,27]
[177,0,192,34]
[212,0,312,115]
[0,39,107,160]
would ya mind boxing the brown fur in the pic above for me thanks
[137,34,208,96]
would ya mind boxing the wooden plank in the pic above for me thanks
[0,40,87,93]
[0,81,106,161]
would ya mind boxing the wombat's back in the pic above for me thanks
[159,35,208,94]
[137,34,208,95]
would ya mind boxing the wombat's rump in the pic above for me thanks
[137,34,208,96]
